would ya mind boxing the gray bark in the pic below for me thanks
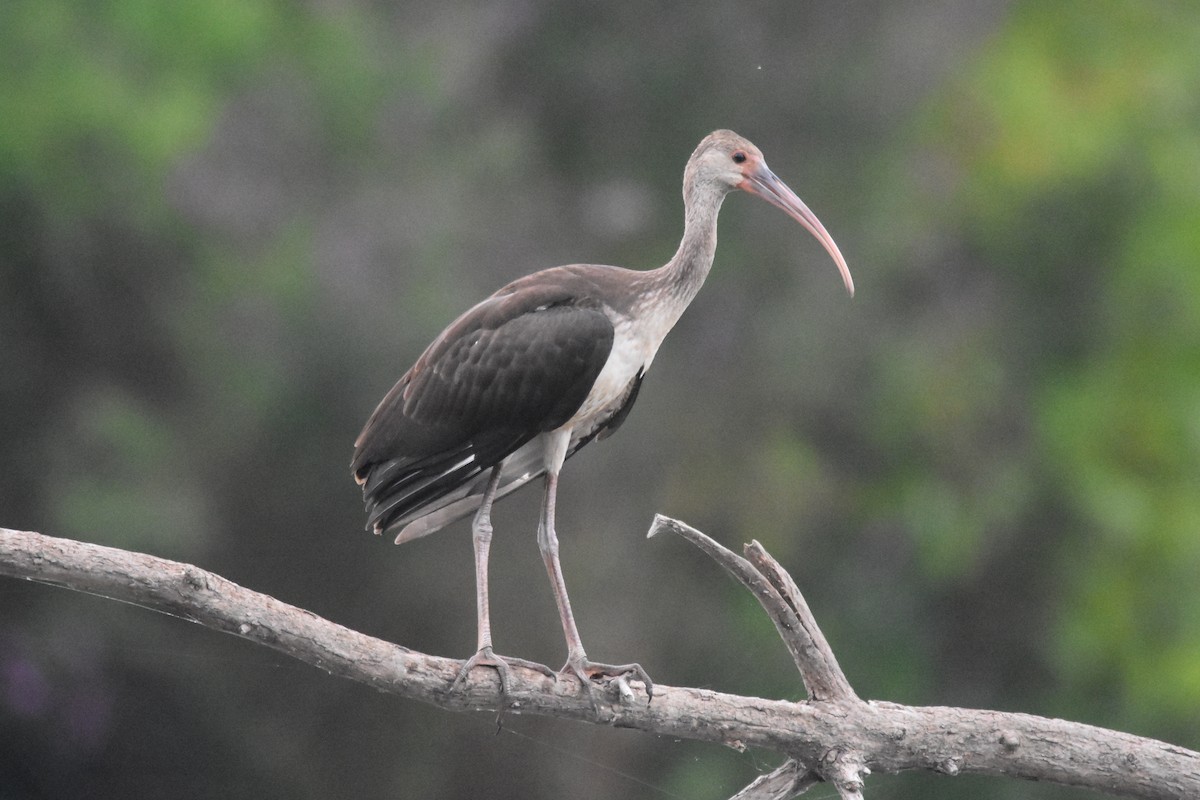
[2,522,1197,799]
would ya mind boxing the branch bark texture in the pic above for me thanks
[2,524,1197,799]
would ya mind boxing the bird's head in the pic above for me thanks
[690,129,854,296]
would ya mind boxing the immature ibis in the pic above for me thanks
[351,129,853,701]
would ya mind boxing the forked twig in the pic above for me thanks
[646,515,854,703]
[647,515,871,797]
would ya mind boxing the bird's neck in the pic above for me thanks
[645,183,728,320]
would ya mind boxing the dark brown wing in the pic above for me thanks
[351,280,614,534]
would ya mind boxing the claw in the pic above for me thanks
[560,656,654,707]
[450,646,556,698]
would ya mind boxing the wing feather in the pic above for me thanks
[351,282,615,536]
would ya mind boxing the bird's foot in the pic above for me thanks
[449,646,555,698]
[560,655,654,707]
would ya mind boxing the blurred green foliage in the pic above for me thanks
[922,1,1200,737]
[2,1,1199,798]
[1,0,384,220]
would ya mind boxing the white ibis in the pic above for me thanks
[351,130,853,702]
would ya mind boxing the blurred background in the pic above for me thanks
[2,1,1199,798]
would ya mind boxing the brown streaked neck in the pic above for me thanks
[642,177,731,322]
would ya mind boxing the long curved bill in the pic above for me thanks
[741,163,855,297]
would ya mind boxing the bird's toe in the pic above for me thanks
[561,656,653,705]
[450,647,555,697]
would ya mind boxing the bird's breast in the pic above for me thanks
[558,307,672,437]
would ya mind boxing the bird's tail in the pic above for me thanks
[355,438,550,543]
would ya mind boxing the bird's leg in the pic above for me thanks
[471,466,503,658]
[537,469,584,662]
[537,468,653,703]
[451,465,554,697]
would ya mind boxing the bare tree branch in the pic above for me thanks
[728,759,818,800]
[647,515,856,702]
[2,524,1198,799]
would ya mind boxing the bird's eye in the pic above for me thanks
[732,151,747,164]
